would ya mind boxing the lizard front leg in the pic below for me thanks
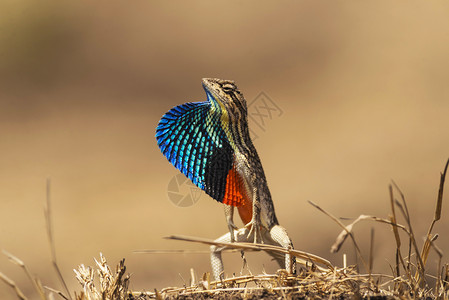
[223,204,238,243]
[245,185,263,244]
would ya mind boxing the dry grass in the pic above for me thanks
[1,160,449,299]
[73,253,131,300]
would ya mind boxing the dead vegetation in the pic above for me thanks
[1,160,449,299]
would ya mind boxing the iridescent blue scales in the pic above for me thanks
[156,101,248,207]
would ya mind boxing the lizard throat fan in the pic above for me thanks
[156,78,249,207]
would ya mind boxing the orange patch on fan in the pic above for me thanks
[223,165,253,224]
[237,197,252,225]
[223,166,247,206]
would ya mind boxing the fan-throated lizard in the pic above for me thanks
[156,78,295,280]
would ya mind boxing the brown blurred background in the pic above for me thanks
[1,0,449,298]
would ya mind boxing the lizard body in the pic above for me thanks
[156,78,295,280]
[202,78,279,238]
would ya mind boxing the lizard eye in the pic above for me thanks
[222,83,236,92]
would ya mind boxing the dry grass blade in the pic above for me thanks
[44,286,70,300]
[0,271,28,300]
[429,235,442,256]
[3,250,25,267]
[308,201,368,272]
[393,200,414,271]
[435,158,449,222]
[444,264,449,291]
[134,249,224,254]
[330,214,409,254]
[330,222,353,254]
[45,178,72,300]
[189,268,196,287]
[369,228,374,280]
[165,235,334,271]
[392,181,427,284]
[420,158,449,270]
[427,237,444,296]
[2,250,46,300]
[388,184,407,279]
[389,185,401,249]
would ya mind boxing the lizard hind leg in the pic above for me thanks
[224,205,238,243]
[265,225,296,275]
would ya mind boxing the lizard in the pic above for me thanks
[156,78,295,280]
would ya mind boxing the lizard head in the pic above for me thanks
[202,78,248,120]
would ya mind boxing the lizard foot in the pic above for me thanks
[227,219,239,243]
[245,219,263,244]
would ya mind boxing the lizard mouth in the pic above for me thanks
[202,78,220,100]
[202,78,242,115]
[202,78,218,90]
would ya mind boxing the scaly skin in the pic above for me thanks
[202,78,278,242]
[202,78,295,280]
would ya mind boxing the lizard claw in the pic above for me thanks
[227,219,239,243]
[245,219,263,244]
